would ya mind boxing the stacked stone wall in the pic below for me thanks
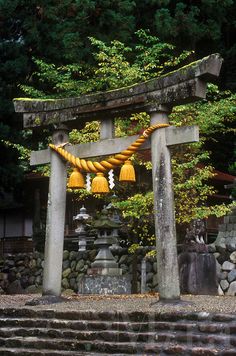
[212,208,236,296]
[0,248,158,295]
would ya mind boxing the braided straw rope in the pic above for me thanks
[49,123,169,173]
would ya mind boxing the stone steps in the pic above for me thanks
[0,308,236,355]
[0,326,235,346]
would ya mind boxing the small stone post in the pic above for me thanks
[43,125,69,296]
[150,106,180,300]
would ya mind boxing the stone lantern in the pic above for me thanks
[78,206,131,295]
[91,207,121,275]
[73,206,92,251]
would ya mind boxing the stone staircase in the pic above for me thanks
[0,308,236,355]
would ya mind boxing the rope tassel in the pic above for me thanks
[119,160,136,182]
[68,168,85,189]
[91,173,109,194]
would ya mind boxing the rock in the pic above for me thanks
[69,251,77,261]
[226,281,236,296]
[119,255,128,264]
[76,273,85,283]
[216,242,226,254]
[63,250,70,260]
[219,271,228,280]
[37,258,42,268]
[220,279,229,291]
[218,284,224,296]
[62,260,70,270]
[88,250,97,261]
[25,285,42,294]
[69,278,76,289]
[228,269,236,283]
[0,273,7,281]
[62,268,71,278]
[16,260,24,266]
[0,286,5,294]
[76,260,85,272]
[61,278,69,289]
[35,268,42,276]
[28,276,35,285]
[215,260,221,279]
[70,260,76,271]
[29,259,37,269]
[6,280,25,295]
[69,271,78,279]
[208,244,216,253]
[35,276,42,285]
[213,252,220,260]
[153,262,157,273]
[222,261,235,271]
[226,243,236,252]
[230,251,236,264]
[62,289,75,296]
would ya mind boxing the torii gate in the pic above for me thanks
[14,54,222,301]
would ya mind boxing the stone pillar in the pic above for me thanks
[150,106,180,300]
[100,118,115,140]
[43,125,69,296]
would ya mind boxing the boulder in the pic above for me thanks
[222,261,235,271]
[230,251,236,264]
[226,281,236,296]
[220,279,229,291]
[228,269,236,283]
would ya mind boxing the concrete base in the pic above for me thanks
[78,275,131,295]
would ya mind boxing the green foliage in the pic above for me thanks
[21,31,191,99]
[114,192,156,245]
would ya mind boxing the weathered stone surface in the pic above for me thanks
[215,242,226,254]
[220,279,229,291]
[178,252,218,295]
[69,251,77,261]
[119,255,128,265]
[62,268,71,278]
[226,281,236,296]
[230,251,236,264]
[14,54,223,129]
[219,271,228,280]
[62,260,70,270]
[207,244,216,253]
[222,261,235,271]
[218,284,224,296]
[61,278,69,289]
[228,269,236,283]
[226,243,236,252]
[75,260,84,272]
[78,275,131,295]
[70,260,76,271]
[63,250,69,260]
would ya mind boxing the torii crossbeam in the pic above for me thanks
[14,54,222,301]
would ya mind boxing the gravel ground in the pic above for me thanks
[0,293,235,315]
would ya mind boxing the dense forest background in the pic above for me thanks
[0,0,235,216]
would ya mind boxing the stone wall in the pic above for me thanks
[0,247,157,295]
[212,207,236,296]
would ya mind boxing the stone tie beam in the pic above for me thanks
[14,54,223,300]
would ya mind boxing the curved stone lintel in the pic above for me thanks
[13,54,223,129]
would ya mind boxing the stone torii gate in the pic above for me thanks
[14,54,222,301]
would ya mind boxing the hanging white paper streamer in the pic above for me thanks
[108,169,115,189]
[86,173,91,192]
